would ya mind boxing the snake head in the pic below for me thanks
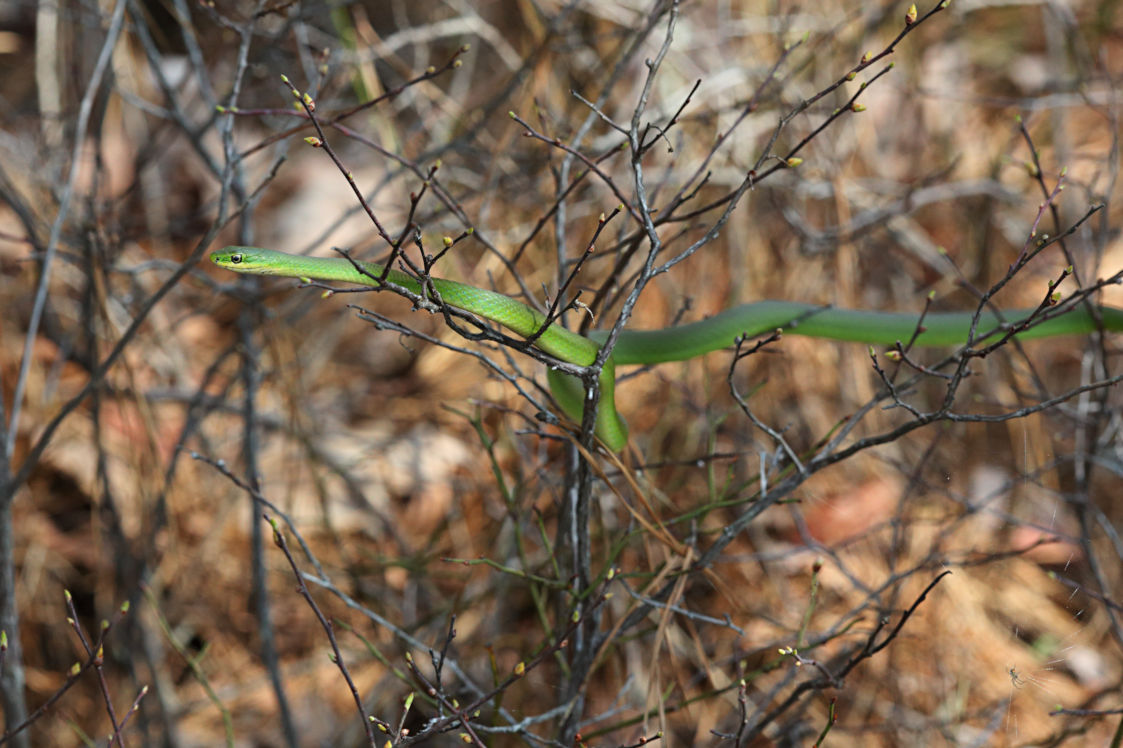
[209,246,247,268]
[209,246,281,274]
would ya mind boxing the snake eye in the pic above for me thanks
[231,253,243,264]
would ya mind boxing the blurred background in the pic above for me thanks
[0,0,1121,745]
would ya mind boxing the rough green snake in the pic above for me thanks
[211,246,1122,451]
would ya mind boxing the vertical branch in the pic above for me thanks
[0,0,128,741]
[238,311,299,748]
[557,5,681,743]
[548,9,679,674]
[0,484,21,748]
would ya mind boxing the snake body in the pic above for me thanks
[211,246,1123,450]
